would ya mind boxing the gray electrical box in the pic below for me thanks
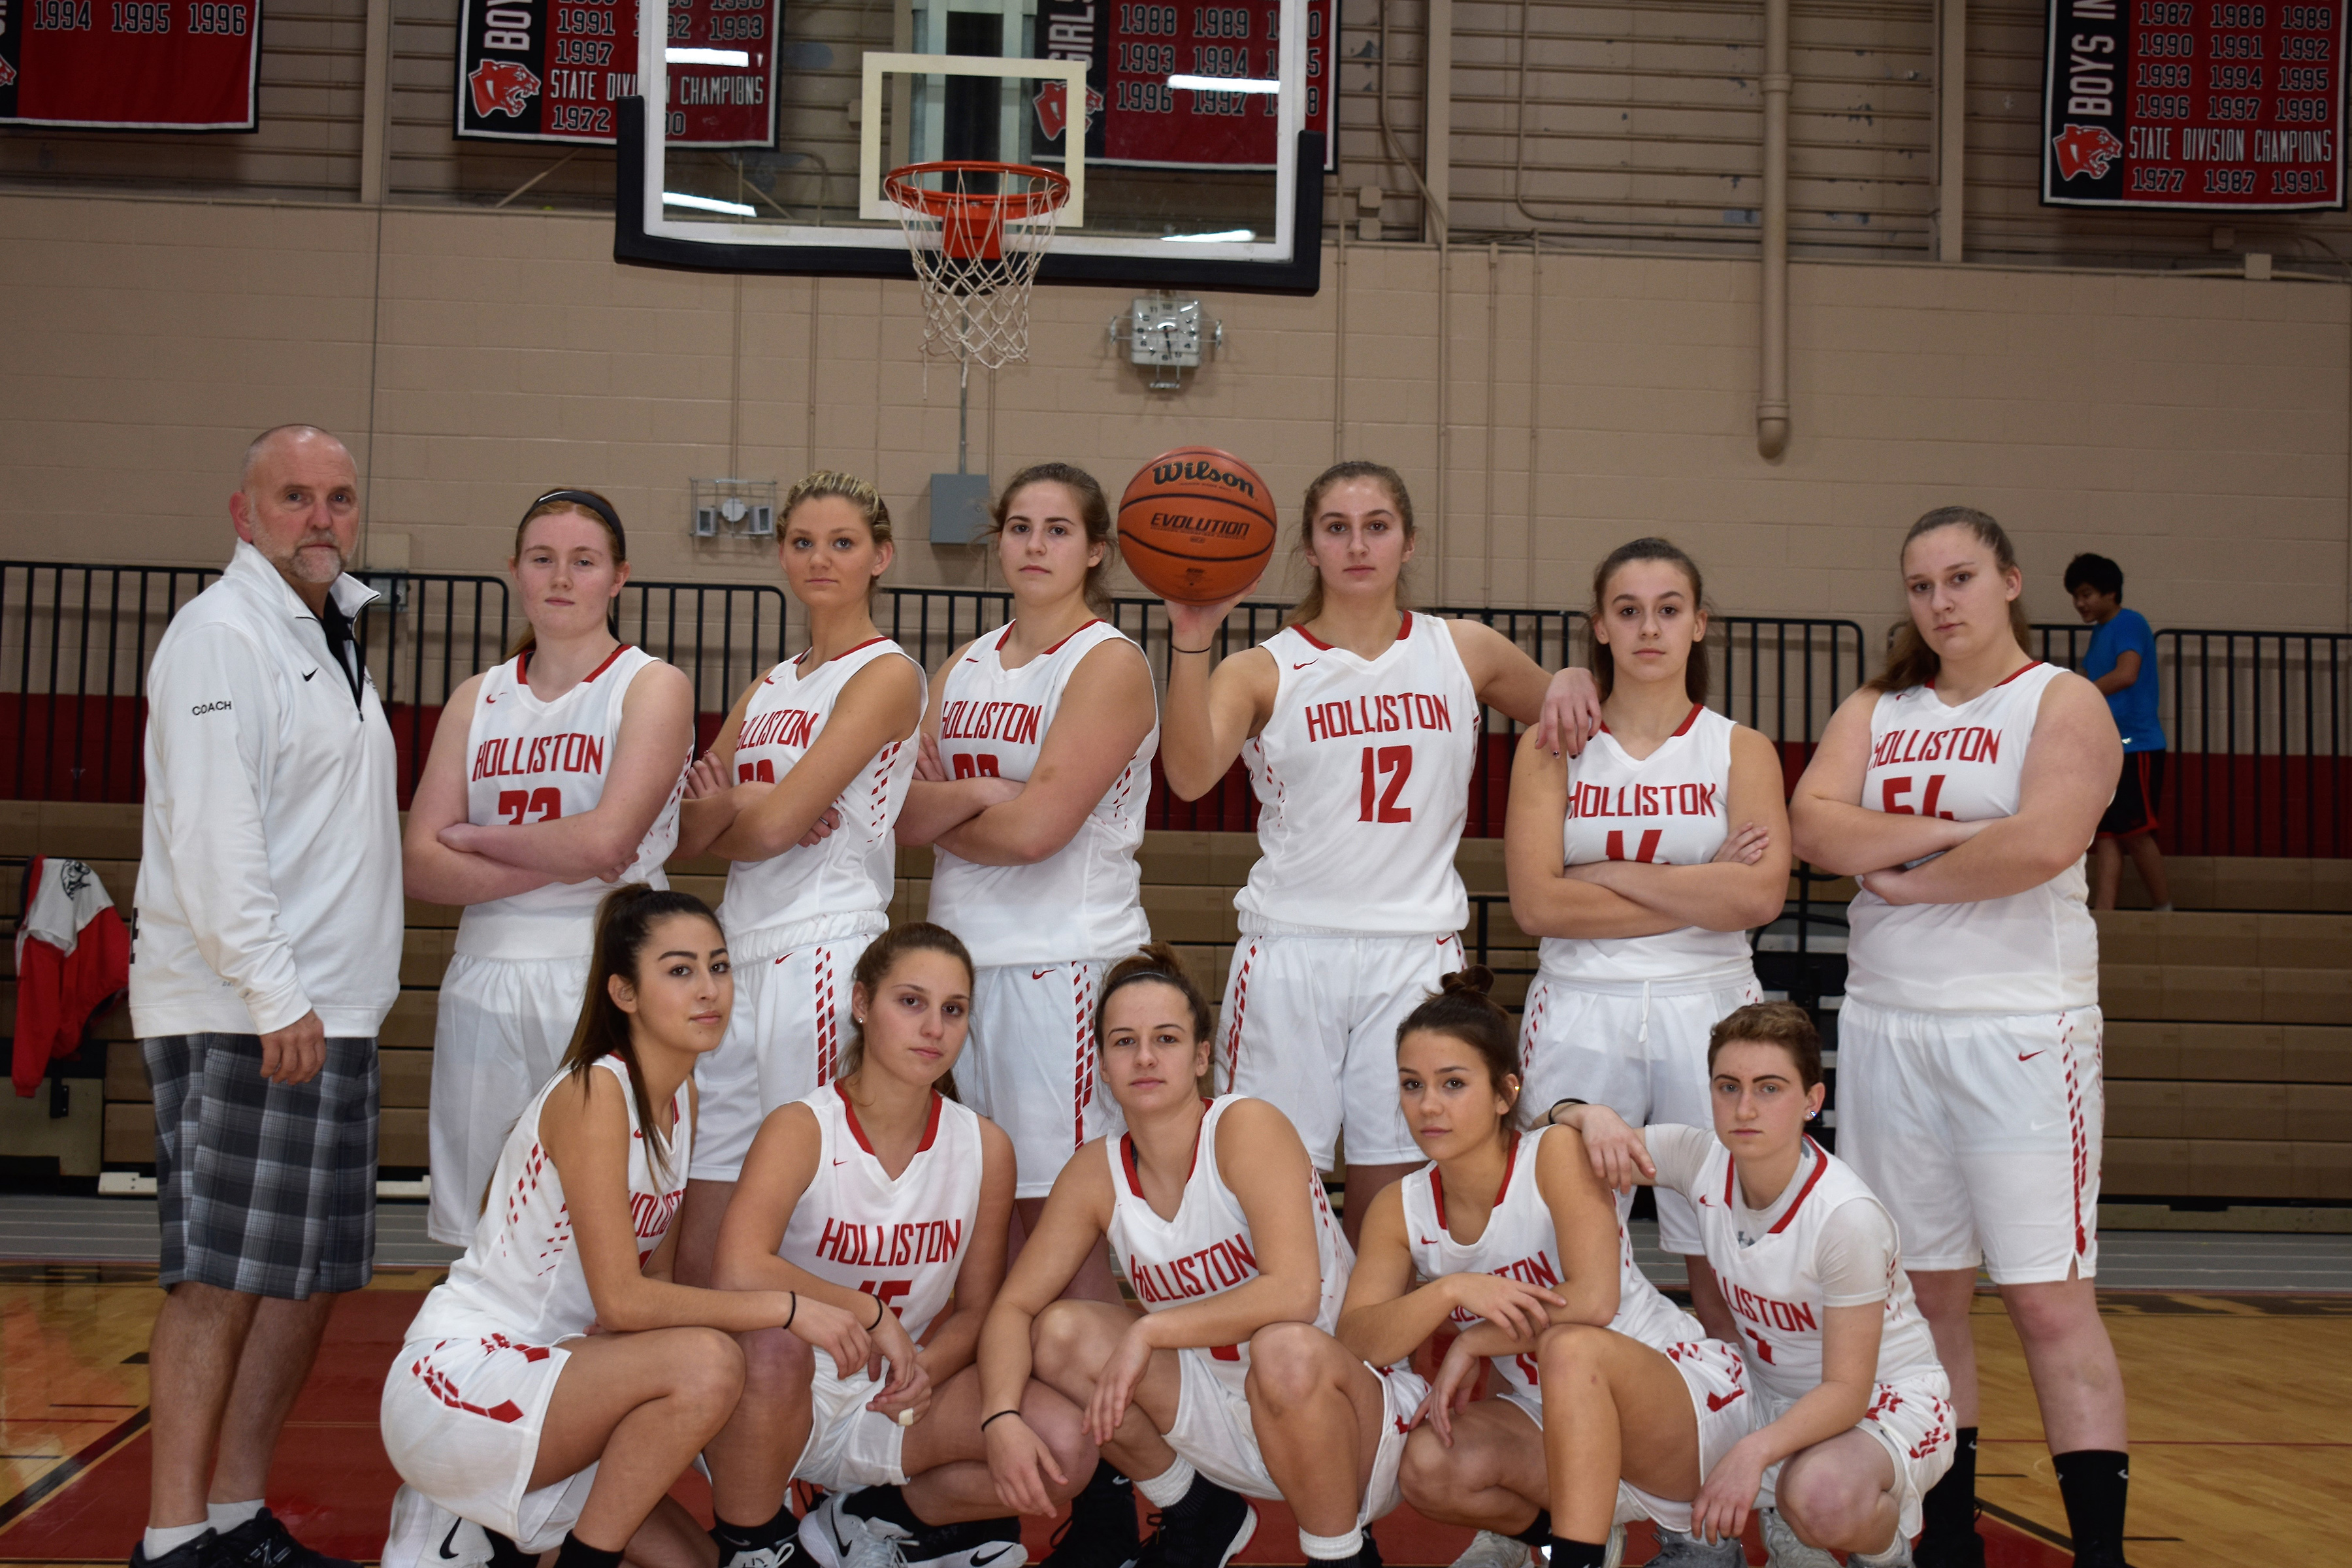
[930,472,993,545]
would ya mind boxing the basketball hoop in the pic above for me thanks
[885,160,1071,372]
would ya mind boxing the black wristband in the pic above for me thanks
[869,1294,889,1330]
[783,1292,798,1331]
[1171,644,1215,656]
[979,1409,1021,1431]
[1546,1098,1587,1124]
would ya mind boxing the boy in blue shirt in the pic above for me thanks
[2067,553,2172,911]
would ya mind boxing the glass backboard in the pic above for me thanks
[613,0,1328,290]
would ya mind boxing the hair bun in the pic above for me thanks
[1438,966,1496,998]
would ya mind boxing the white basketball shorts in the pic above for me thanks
[379,1333,591,1554]
[1835,1001,2104,1283]
[960,960,1122,1200]
[790,1351,910,1492]
[1755,1374,1957,1543]
[1516,967,1763,1255]
[1616,1337,1757,1534]
[1168,1348,1423,1524]
[1220,932,1465,1169]
[692,932,872,1183]
[429,955,591,1247]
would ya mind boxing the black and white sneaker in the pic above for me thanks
[799,1492,912,1568]
[1133,1477,1254,1568]
[901,1517,1025,1568]
[131,1531,231,1568]
[215,1512,359,1568]
[1041,1463,1138,1568]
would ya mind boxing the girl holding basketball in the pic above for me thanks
[978,945,1422,1568]
[1156,459,1599,1242]
[1789,508,2128,1568]
[1339,972,1752,1568]
[666,471,926,1284]
[404,489,696,1248]
[699,923,1096,1568]
[896,461,1158,1296]
[1504,537,1789,1343]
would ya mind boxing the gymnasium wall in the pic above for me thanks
[1,187,2347,637]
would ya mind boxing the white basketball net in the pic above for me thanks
[885,163,1070,372]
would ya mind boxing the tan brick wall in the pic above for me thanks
[3,189,2346,636]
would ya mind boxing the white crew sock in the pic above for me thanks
[1134,1458,1197,1509]
[1851,1544,1907,1567]
[1298,1526,1364,1561]
[143,1524,212,1560]
[208,1501,267,1533]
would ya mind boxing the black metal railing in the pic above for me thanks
[7,559,2337,858]
[2035,621,2349,857]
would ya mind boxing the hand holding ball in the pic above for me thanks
[1117,447,1277,606]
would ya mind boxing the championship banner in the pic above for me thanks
[456,0,776,146]
[2042,0,2347,210]
[0,0,260,129]
[1034,0,1333,169]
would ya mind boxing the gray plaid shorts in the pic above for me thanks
[144,1032,378,1299]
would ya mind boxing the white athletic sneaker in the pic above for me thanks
[1646,1526,1743,1567]
[798,1494,913,1568]
[1760,1509,1837,1568]
[1448,1532,1529,1568]
[382,1486,491,1568]
[718,1541,806,1568]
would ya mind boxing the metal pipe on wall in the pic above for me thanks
[1757,0,1790,461]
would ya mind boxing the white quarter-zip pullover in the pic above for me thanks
[130,541,402,1039]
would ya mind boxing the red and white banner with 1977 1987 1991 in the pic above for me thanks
[0,0,260,129]
[456,0,777,146]
[2042,0,2347,209]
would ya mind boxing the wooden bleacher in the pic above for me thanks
[5,800,2347,1212]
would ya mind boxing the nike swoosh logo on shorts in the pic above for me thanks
[2017,1051,2046,1062]
[1031,968,1055,980]
[438,1520,465,1561]
[1706,1390,1745,1412]
[302,668,319,681]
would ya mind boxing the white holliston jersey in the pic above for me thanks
[1539,704,1752,983]
[1845,663,2099,1013]
[777,1084,982,1352]
[719,638,924,943]
[456,647,686,960]
[404,1056,691,1346]
[928,621,1157,967]
[1682,1136,1942,1404]
[1400,1126,1703,1410]
[1235,614,1481,936]
[1106,1096,1352,1400]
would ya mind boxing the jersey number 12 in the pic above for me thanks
[1358,745,1413,822]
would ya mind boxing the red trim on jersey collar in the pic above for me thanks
[1429,1131,1519,1235]
[516,644,632,687]
[1291,612,1411,654]
[1120,1097,1213,1198]
[1927,659,2044,694]
[834,1082,945,1158]
[798,634,891,670]
[1041,618,1103,655]
[1724,1135,1831,1232]
[1671,702,1704,738]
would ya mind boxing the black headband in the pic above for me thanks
[526,489,627,559]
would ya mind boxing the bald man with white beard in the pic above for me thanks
[130,426,401,1568]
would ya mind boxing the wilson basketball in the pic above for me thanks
[1117,447,1279,605]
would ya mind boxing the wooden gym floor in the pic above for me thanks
[0,1227,2345,1568]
